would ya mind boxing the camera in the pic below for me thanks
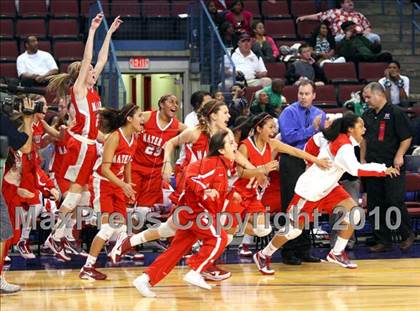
[0,96,45,116]
[0,82,46,117]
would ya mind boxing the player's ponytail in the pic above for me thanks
[321,112,359,142]
[47,61,81,98]
[99,104,139,133]
[197,99,227,137]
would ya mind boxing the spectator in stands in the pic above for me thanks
[213,90,225,101]
[361,82,415,252]
[378,61,410,105]
[220,21,239,51]
[286,44,325,86]
[250,21,279,62]
[16,36,58,87]
[226,33,272,88]
[278,80,325,265]
[225,0,253,36]
[308,22,346,67]
[227,84,248,126]
[250,91,278,117]
[252,78,287,112]
[336,21,392,63]
[184,91,212,127]
[297,0,381,43]
[207,0,225,28]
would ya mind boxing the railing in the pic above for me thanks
[89,1,126,109]
[396,0,404,42]
[412,2,420,54]
[189,1,235,91]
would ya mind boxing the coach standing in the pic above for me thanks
[361,82,415,252]
[278,80,325,265]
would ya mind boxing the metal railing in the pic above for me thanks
[412,2,420,54]
[89,1,126,109]
[189,1,236,91]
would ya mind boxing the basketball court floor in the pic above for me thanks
[1,244,420,310]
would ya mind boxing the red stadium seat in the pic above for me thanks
[290,1,317,17]
[19,0,48,17]
[358,62,388,82]
[171,1,190,16]
[0,62,18,78]
[338,84,365,104]
[50,0,80,18]
[49,19,80,39]
[81,0,109,17]
[54,41,84,61]
[0,0,17,18]
[16,19,47,38]
[0,40,18,61]
[314,84,337,107]
[245,86,263,104]
[297,20,320,39]
[111,0,140,17]
[142,1,170,17]
[264,20,296,39]
[324,62,358,84]
[243,1,260,19]
[0,19,14,39]
[262,1,290,19]
[266,62,286,79]
[282,85,298,103]
[59,61,72,73]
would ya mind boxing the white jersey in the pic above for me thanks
[295,133,387,201]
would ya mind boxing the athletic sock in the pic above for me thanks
[332,236,349,255]
[262,241,278,257]
[130,231,147,246]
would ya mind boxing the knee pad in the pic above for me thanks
[343,208,362,225]
[281,223,302,240]
[97,223,115,241]
[253,224,272,237]
[79,191,91,207]
[61,192,82,211]
[157,221,176,238]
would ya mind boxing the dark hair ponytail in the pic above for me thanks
[99,104,139,133]
[208,130,229,157]
[251,112,272,131]
[321,112,359,142]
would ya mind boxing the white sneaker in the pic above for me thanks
[133,274,156,298]
[183,270,212,290]
[0,277,21,294]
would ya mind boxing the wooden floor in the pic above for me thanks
[1,259,420,310]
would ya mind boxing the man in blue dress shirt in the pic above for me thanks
[278,80,325,265]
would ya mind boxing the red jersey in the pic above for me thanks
[182,130,209,169]
[32,121,44,148]
[94,128,137,181]
[49,132,69,177]
[180,156,233,217]
[69,87,101,140]
[132,111,180,173]
[233,137,272,199]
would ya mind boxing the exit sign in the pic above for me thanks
[129,57,150,69]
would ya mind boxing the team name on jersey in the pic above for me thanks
[57,146,67,155]
[142,133,163,147]
[92,101,101,112]
[112,154,133,164]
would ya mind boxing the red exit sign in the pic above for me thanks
[129,57,150,69]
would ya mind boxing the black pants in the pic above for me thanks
[365,171,413,246]
[280,154,312,258]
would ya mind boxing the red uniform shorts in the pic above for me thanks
[131,167,163,206]
[287,185,351,222]
[62,136,97,186]
[92,177,128,220]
